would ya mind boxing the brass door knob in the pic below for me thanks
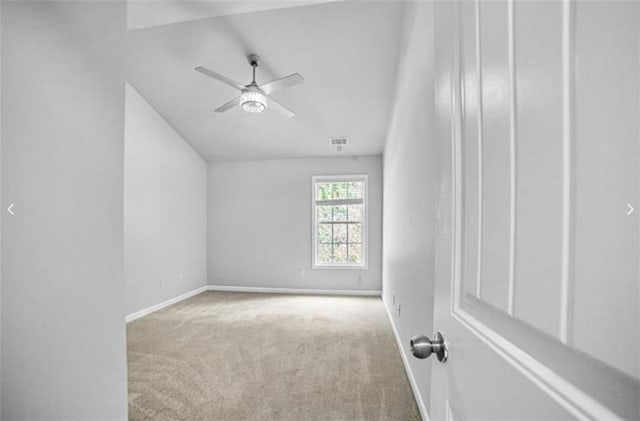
[410,332,448,362]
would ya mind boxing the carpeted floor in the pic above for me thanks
[127,291,421,421]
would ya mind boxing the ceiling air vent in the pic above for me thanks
[329,136,349,152]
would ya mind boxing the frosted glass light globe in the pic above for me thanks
[240,90,267,113]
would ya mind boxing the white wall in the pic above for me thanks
[381,1,436,418]
[124,84,207,315]
[0,0,3,413]
[1,1,128,419]
[208,156,382,291]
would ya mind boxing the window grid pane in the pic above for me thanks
[346,223,350,262]
[315,179,365,266]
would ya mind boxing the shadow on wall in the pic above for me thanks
[381,1,437,419]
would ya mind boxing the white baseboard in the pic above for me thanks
[207,284,381,296]
[382,296,430,421]
[125,285,380,323]
[125,285,209,323]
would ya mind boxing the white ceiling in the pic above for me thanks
[126,1,406,161]
[127,1,344,30]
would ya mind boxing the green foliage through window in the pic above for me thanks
[314,178,366,266]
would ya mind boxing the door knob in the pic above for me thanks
[410,332,448,362]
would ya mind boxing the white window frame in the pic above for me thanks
[311,174,368,270]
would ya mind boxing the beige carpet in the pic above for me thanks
[127,291,421,421]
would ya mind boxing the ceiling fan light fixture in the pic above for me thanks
[195,54,302,117]
[240,90,267,114]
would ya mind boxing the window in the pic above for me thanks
[312,175,367,268]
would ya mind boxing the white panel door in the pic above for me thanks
[427,1,640,420]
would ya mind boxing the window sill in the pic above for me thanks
[312,264,368,270]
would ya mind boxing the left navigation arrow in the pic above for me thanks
[7,203,15,215]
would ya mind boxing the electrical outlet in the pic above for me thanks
[358,274,363,285]
[299,270,306,281]
[392,294,396,305]
[397,303,401,317]
[178,274,184,283]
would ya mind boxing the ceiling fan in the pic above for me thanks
[195,54,304,118]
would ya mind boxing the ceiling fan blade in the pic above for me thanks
[267,97,295,118]
[215,96,241,113]
[261,73,304,95]
[195,66,245,91]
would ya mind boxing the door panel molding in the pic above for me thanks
[559,0,575,346]
[433,0,639,419]
[449,1,629,418]
[474,0,484,300]
[462,294,640,421]
[465,0,575,342]
[507,0,517,317]
[451,308,621,421]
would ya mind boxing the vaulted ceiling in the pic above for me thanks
[126,1,406,161]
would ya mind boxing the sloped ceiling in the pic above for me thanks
[127,1,343,30]
[126,1,406,161]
